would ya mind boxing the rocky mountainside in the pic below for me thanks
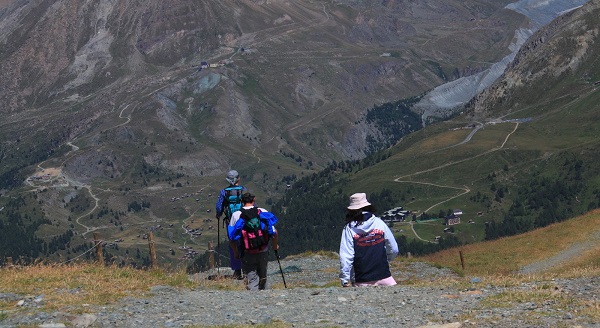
[0,0,525,182]
[414,0,590,123]
[467,0,599,117]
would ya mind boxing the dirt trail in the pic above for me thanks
[519,229,600,274]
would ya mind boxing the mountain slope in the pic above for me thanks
[0,0,532,265]
[273,0,600,256]
[414,0,591,123]
[0,0,526,179]
[1,0,596,266]
[468,0,600,118]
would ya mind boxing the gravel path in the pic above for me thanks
[1,254,599,328]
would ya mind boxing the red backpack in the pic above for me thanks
[240,207,269,253]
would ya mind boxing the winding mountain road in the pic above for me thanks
[394,120,520,242]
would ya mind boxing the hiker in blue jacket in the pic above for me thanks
[228,192,279,291]
[215,170,246,279]
[339,192,399,287]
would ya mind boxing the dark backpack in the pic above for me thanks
[240,207,269,253]
[223,186,244,224]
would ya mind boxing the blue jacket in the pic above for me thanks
[339,212,399,284]
[228,206,278,242]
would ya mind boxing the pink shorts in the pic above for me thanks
[354,276,397,287]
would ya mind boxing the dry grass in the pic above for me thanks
[411,211,600,324]
[0,251,339,313]
[1,219,599,322]
[0,263,194,312]
[419,209,600,276]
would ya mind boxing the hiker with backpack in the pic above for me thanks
[228,192,279,291]
[339,192,399,287]
[215,170,246,279]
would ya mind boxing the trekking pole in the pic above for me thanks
[274,249,287,288]
[216,217,220,275]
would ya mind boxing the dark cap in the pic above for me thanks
[241,192,255,204]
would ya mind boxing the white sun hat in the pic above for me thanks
[347,192,371,210]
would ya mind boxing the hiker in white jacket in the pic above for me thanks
[339,193,399,287]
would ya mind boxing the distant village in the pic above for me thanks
[381,206,476,226]
[382,206,483,242]
[381,206,411,223]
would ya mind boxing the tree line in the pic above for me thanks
[485,153,598,240]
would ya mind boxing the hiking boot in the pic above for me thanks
[233,269,243,280]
